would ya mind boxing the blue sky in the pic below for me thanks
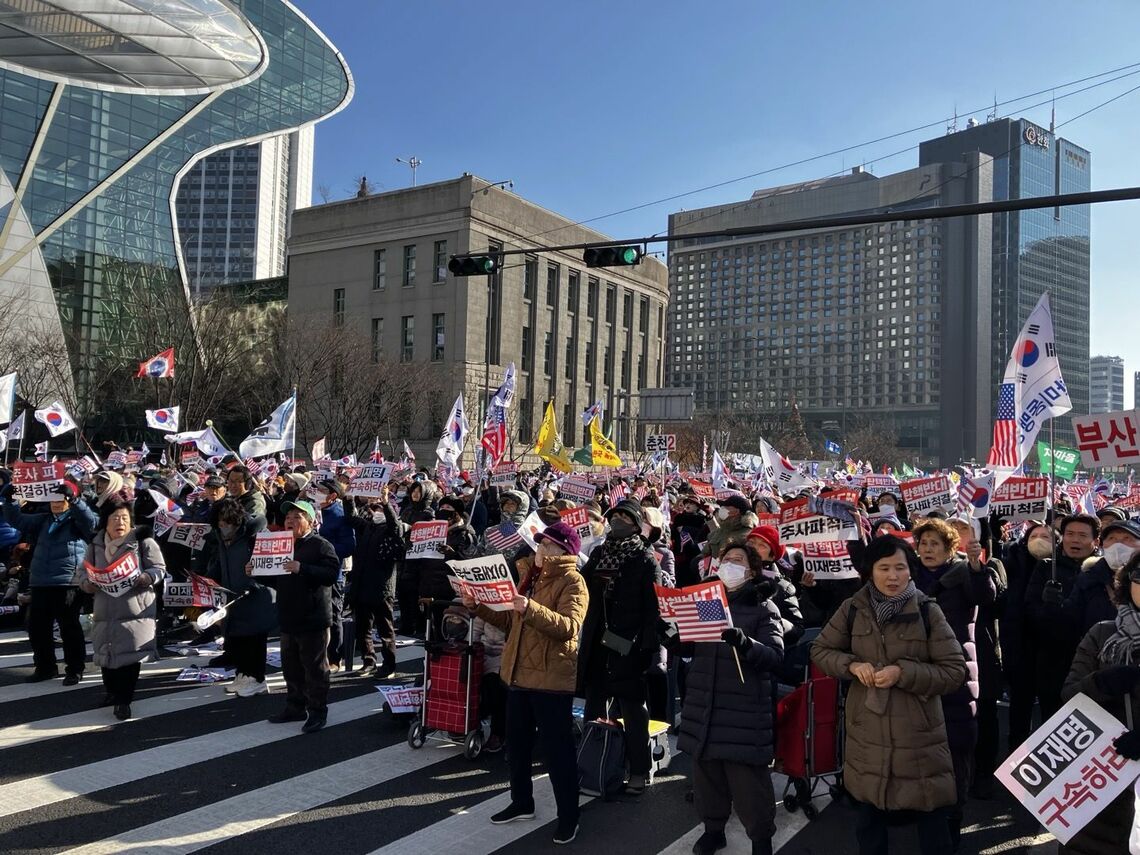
[298,0,1140,406]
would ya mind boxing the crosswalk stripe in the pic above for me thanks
[58,741,464,855]
[368,773,594,854]
[0,690,386,818]
[0,661,191,705]
[0,643,92,670]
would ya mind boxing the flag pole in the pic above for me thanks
[731,647,745,683]
[1049,417,1057,583]
[290,386,297,465]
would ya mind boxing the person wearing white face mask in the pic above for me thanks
[702,494,758,562]
[1062,518,1140,639]
[345,486,405,678]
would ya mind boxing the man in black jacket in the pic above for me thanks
[252,499,339,733]
[346,488,405,678]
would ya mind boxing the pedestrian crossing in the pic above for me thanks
[0,628,829,855]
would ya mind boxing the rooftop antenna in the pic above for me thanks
[947,104,958,135]
[395,156,422,187]
[986,93,998,123]
[1050,89,1056,133]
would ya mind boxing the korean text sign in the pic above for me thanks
[84,550,141,597]
[250,531,294,576]
[777,497,858,544]
[446,555,518,610]
[900,475,955,515]
[1072,409,1140,468]
[408,520,449,560]
[350,464,393,499]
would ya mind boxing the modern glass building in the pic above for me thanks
[920,118,1092,421]
[0,0,352,410]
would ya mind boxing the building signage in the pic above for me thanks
[1024,124,1050,149]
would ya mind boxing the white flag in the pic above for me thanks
[164,426,228,457]
[711,449,729,489]
[239,394,297,460]
[6,410,24,440]
[0,372,15,425]
[403,440,416,462]
[145,406,180,432]
[435,393,470,468]
[987,292,1072,488]
[758,436,815,494]
[311,436,327,461]
[34,400,77,437]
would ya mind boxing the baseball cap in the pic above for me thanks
[281,499,316,521]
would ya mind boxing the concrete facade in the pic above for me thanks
[666,158,993,467]
[1089,355,1124,415]
[287,175,669,453]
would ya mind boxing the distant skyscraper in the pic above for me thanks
[1089,355,1124,414]
[176,126,314,294]
[1134,371,1140,411]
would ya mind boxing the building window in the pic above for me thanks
[565,338,575,380]
[402,244,416,287]
[605,285,616,324]
[433,240,447,282]
[544,331,553,376]
[432,313,445,361]
[568,271,579,313]
[521,326,531,371]
[604,346,612,385]
[518,399,532,443]
[621,351,630,386]
[373,249,386,290]
[333,288,345,327]
[524,257,537,301]
[546,264,559,307]
[623,292,633,329]
[639,297,649,333]
[587,278,599,318]
[370,317,383,363]
[585,340,595,383]
[637,353,647,389]
[400,315,414,361]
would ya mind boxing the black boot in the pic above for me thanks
[752,839,773,855]
[692,830,727,855]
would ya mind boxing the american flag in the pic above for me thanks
[370,437,383,463]
[484,521,522,552]
[987,383,1019,467]
[608,482,628,507]
[481,402,508,468]
[656,581,733,642]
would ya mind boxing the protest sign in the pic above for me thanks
[559,506,592,541]
[645,434,676,453]
[689,481,715,499]
[996,693,1139,845]
[250,531,294,576]
[491,462,519,488]
[900,475,955,515]
[755,512,779,529]
[84,550,141,597]
[169,522,211,552]
[11,461,67,501]
[176,668,234,683]
[777,497,859,544]
[152,509,180,538]
[407,520,448,559]
[863,474,899,500]
[446,554,519,610]
[991,477,1051,523]
[1037,441,1079,479]
[654,580,733,642]
[1072,409,1140,468]
[376,684,424,714]
[558,476,597,503]
[164,575,224,609]
[517,511,547,549]
[801,541,860,580]
[349,463,393,499]
[105,450,128,469]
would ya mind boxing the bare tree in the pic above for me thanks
[844,416,909,470]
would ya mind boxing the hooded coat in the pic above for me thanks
[703,510,759,559]
[203,517,277,637]
[79,528,165,669]
[677,578,784,766]
[346,502,404,606]
[811,585,967,813]
[1061,556,1118,637]
[3,498,98,587]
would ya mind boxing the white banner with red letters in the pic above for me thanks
[446,554,518,611]
[12,461,67,502]
[1072,409,1140,468]
[376,684,423,714]
[863,474,899,500]
[900,475,955,515]
[777,497,859,544]
[801,541,860,581]
[83,550,141,597]
[491,462,519,489]
[991,477,1051,523]
[407,520,448,560]
[996,693,1139,845]
[250,531,294,576]
[558,476,596,503]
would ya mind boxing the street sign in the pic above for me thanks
[645,434,676,453]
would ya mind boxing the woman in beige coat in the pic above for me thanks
[463,521,588,846]
[812,535,967,855]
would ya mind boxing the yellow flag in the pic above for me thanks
[589,415,622,468]
[535,401,573,473]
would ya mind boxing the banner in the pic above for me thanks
[1037,440,1079,480]
[777,497,859,544]
[169,523,211,552]
[84,550,141,597]
[376,684,424,714]
[407,520,448,559]
[996,693,1139,845]
[349,463,393,499]
[446,554,518,611]
[689,480,715,499]
[239,394,297,460]
[991,477,1051,523]
[250,531,294,576]
[654,580,734,642]
[490,462,519,488]
[900,475,955,516]
[589,415,622,468]
[1072,409,1140,469]
[558,476,596,503]
[11,461,67,501]
[559,506,592,542]
[164,575,224,609]
[801,541,860,581]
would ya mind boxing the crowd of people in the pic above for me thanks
[0,451,1138,853]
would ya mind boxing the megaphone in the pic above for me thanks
[194,607,228,631]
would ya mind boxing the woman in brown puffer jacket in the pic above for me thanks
[812,535,967,855]
[467,522,589,846]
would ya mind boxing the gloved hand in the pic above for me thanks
[720,627,751,651]
[1094,664,1140,697]
[1113,728,1140,761]
[1041,580,1064,605]
[0,481,14,501]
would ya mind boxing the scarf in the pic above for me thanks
[868,580,918,626]
[595,533,646,579]
[104,530,131,563]
[96,472,125,507]
[1100,604,1140,666]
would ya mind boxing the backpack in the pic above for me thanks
[577,719,626,799]
[846,597,932,639]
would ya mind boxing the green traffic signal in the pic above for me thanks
[584,245,642,268]
[448,254,501,276]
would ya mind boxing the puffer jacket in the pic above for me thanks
[78,528,165,669]
[3,498,97,586]
[400,481,438,525]
[319,498,356,563]
[1025,553,1085,698]
[476,554,588,692]
[263,532,340,633]
[347,502,404,606]
[204,518,277,637]
[811,585,967,812]
[238,489,267,530]
[677,579,784,766]
[913,558,995,753]
[703,511,759,558]
[472,615,507,675]
[1000,533,1042,675]
[477,496,529,568]
[1060,620,1140,855]
[1062,557,1117,638]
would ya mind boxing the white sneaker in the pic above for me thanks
[225,674,248,694]
[236,678,268,697]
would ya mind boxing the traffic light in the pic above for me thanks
[584,245,642,268]
[448,254,501,276]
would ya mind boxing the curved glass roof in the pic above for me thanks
[0,0,266,94]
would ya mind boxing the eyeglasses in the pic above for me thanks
[1129,567,1140,584]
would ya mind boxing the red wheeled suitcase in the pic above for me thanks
[774,664,841,819]
[424,641,483,735]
